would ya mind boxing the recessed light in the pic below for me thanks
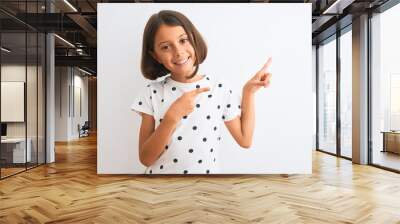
[63,0,78,12]
[1,47,11,53]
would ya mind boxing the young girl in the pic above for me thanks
[131,10,271,174]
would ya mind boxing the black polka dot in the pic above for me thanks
[210,148,213,152]
[222,115,225,120]
[229,89,232,94]
[217,105,221,109]
[161,99,164,103]
[178,136,182,141]
[206,77,210,80]
[183,115,188,119]
[160,165,163,169]
[159,118,163,122]
[153,90,157,94]
[173,158,178,163]
[192,126,197,130]
[196,104,200,108]
[218,83,222,87]
[188,149,194,153]
[172,87,176,91]
[198,160,202,164]
[206,115,211,120]
[213,126,217,131]
[150,96,152,99]
[149,170,152,174]
[196,84,200,89]
[213,158,216,162]
[238,105,241,109]
[208,94,212,98]
[138,101,142,105]
[206,170,210,174]
[165,145,168,150]
[147,84,150,87]
[218,137,221,141]
[183,170,188,174]
[227,104,231,108]
[203,137,207,142]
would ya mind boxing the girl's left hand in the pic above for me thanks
[244,57,272,94]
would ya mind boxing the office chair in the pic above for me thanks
[79,121,90,138]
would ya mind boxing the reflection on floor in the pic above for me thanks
[0,163,40,178]
[0,167,25,177]
[373,150,400,171]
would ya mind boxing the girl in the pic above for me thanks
[131,10,271,174]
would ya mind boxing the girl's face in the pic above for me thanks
[151,24,196,79]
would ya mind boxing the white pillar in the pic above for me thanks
[352,14,369,164]
[46,1,55,163]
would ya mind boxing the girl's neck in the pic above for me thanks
[170,72,203,83]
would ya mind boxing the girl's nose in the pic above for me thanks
[174,45,185,57]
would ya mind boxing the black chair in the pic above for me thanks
[79,121,90,138]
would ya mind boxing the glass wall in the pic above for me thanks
[371,3,400,171]
[340,28,352,158]
[317,36,337,155]
[0,1,46,179]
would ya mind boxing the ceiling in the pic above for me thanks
[0,0,393,75]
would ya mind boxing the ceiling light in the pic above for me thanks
[63,0,78,12]
[54,34,75,48]
[322,0,355,15]
[1,47,11,53]
[78,67,93,76]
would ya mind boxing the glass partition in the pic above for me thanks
[371,3,400,171]
[0,1,46,179]
[1,31,28,177]
[317,36,337,155]
[339,29,352,158]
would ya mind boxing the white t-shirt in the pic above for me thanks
[131,74,241,174]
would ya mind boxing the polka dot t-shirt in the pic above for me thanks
[131,75,241,174]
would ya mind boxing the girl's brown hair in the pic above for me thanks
[141,10,207,80]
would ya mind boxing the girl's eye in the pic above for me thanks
[161,45,170,51]
[180,38,189,44]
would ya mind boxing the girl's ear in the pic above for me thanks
[150,51,161,64]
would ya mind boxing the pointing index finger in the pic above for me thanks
[260,57,272,73]
[189,87,210,96]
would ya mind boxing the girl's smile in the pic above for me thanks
[173,56,190,65]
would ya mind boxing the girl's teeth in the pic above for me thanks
[175,57,189,65]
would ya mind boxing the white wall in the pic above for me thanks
[55,67,89,141]
[98,3,313,174]
[1,65,38,138]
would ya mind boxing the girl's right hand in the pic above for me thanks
[164,87,210,123]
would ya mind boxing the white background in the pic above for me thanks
[97,3,312,174]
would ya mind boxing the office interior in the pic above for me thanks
[0,0,400,222]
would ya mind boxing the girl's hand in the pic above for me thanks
[244,58,272,94]
[164,87,210,123]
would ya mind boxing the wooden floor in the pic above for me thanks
[1,135,400,223]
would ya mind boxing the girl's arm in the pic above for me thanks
[224,58,272,148]
[138,113,178,167]
[138,87,210,167]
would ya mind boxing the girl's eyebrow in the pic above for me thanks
[158,33,188,46]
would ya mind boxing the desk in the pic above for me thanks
[381,131,400,154]
[1,138,31,163]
